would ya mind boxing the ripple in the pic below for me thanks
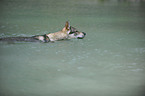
[131,68,143,72]
[0,26,6,28]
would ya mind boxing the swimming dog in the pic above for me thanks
[0,21,86,43]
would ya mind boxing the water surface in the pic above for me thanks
[0,0,145,96]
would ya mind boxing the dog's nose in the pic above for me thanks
[82,32,86,36]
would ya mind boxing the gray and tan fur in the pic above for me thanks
[0,21,86,43]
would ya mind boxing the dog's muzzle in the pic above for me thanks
[77,32,86,39]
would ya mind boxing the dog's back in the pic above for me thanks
[0,37,40,42]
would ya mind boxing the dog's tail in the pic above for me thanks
[0,37,40,42]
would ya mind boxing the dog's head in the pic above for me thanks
[62,21,86,39]
[68,26,86,39]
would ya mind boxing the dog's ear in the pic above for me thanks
[62,21,70,32]
[65,21,70,30]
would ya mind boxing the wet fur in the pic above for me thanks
[0,34,49,42]
[0,21,86,43]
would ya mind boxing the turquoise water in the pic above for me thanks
[0,0,145,96]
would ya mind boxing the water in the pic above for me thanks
[0,0,145,96]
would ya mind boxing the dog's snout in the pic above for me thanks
[82,32,86,36]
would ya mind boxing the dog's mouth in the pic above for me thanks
[77,37,84,39]
[77,32,86,39]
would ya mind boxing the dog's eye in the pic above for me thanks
[74,33,77,36]
[69,32,75,34]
